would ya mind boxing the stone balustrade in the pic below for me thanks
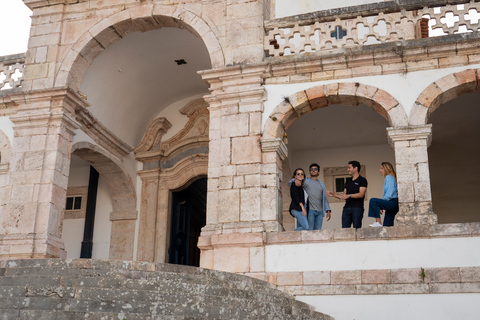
[0,54,25,92]
[265,1,480,57]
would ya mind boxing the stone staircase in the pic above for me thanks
[0,259,333,319]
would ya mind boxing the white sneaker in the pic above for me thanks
[369,222,383,227]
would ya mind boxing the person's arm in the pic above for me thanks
[321,182,332,221]
[299,202,307,216]
[341,187,367,200]
[326,189,346,200]
[382,175,396,200]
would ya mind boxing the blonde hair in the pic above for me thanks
[381,162,397,180]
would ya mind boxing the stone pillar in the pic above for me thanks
[260,138,288,231]
[198,65,279,274]
[387,125,438,225]
[0,89,81,259]
[135,170,160,262]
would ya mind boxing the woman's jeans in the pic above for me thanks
[368,198,399,227]
[292,209,309,231]
[308,210,325,230]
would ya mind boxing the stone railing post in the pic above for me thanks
[0,89,82,259]
[387,125,438,225]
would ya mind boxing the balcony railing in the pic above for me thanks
[265,2,480,57]
[0,54,25,92]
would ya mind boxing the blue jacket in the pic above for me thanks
[382,175,398,200]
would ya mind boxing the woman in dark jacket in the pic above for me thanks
[289,168,309,231]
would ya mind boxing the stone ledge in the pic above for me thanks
[266,222,480,245]
[260,266,480,295]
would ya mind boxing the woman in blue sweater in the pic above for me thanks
[368,162,399,227]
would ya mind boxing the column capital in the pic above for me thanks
[261,138,288,161]
[387,124,432,147]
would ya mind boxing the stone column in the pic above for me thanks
[198,65,279,275]
[136,170,160,262]
[387,125,438,225]
[260,138,288,231]
[0,89,81,259]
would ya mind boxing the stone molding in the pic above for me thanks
[134,117,172,156]
[265,222,480,245]
[387,124,433,147]
[260,138,288,161]
[3,88,132,158]
[263,33,480,86]
[266,266,480,296]
[135,99,209,164]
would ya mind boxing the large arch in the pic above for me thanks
[263,82,408,140]
[411,69,480,224]
[71,142,137,260]
[55,4,224,90]
[409,69,479,125]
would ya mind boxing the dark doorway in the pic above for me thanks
[168,177,207,267]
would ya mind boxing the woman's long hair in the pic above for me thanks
[292,168,305,186]
[381,162,397,180]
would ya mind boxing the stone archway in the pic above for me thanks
[409,69,479,125]
[71,142,137,260]
[411,69,480,223]
[55,5,224,90]
[263,82,407,141]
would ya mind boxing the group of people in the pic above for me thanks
[289,161,398,231]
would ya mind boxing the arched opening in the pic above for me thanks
[63,143,137,260]
[428,93,480,223]
[263,83,406,230]
[284,104,395,230]
[412,69,480,224]
[169,177,207,267]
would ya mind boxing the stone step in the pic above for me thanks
[0,259,333,320]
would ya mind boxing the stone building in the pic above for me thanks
[0,0,479,319]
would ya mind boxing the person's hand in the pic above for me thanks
[380,210,384,215]
[339,194,348,200]
[302,209,307,216]
[326,211,331,221]
[326,191,334,197]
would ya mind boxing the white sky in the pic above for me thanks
[0,0,32,56]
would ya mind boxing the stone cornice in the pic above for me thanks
[387,124,432,146]
[4,87,132,157]
[260,138,288,161]
[262,32,480,82]
[265,0,475,29]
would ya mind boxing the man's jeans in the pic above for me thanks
[342,207,364,229]
[292,209,309,231]
[368,198,399,227]
[308,210,325,230]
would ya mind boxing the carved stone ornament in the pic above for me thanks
[135,99,209,162]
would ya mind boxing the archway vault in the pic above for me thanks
[410,69,480,125]
[263,82,408,140]
[71,142,137,260]
[56,4,224,90]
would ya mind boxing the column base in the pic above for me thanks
[0,234,66,259]
[395,202,438,225]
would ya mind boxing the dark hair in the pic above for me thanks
[309,163,320,170]
[292,168,305,185]
[348,160,361,172]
